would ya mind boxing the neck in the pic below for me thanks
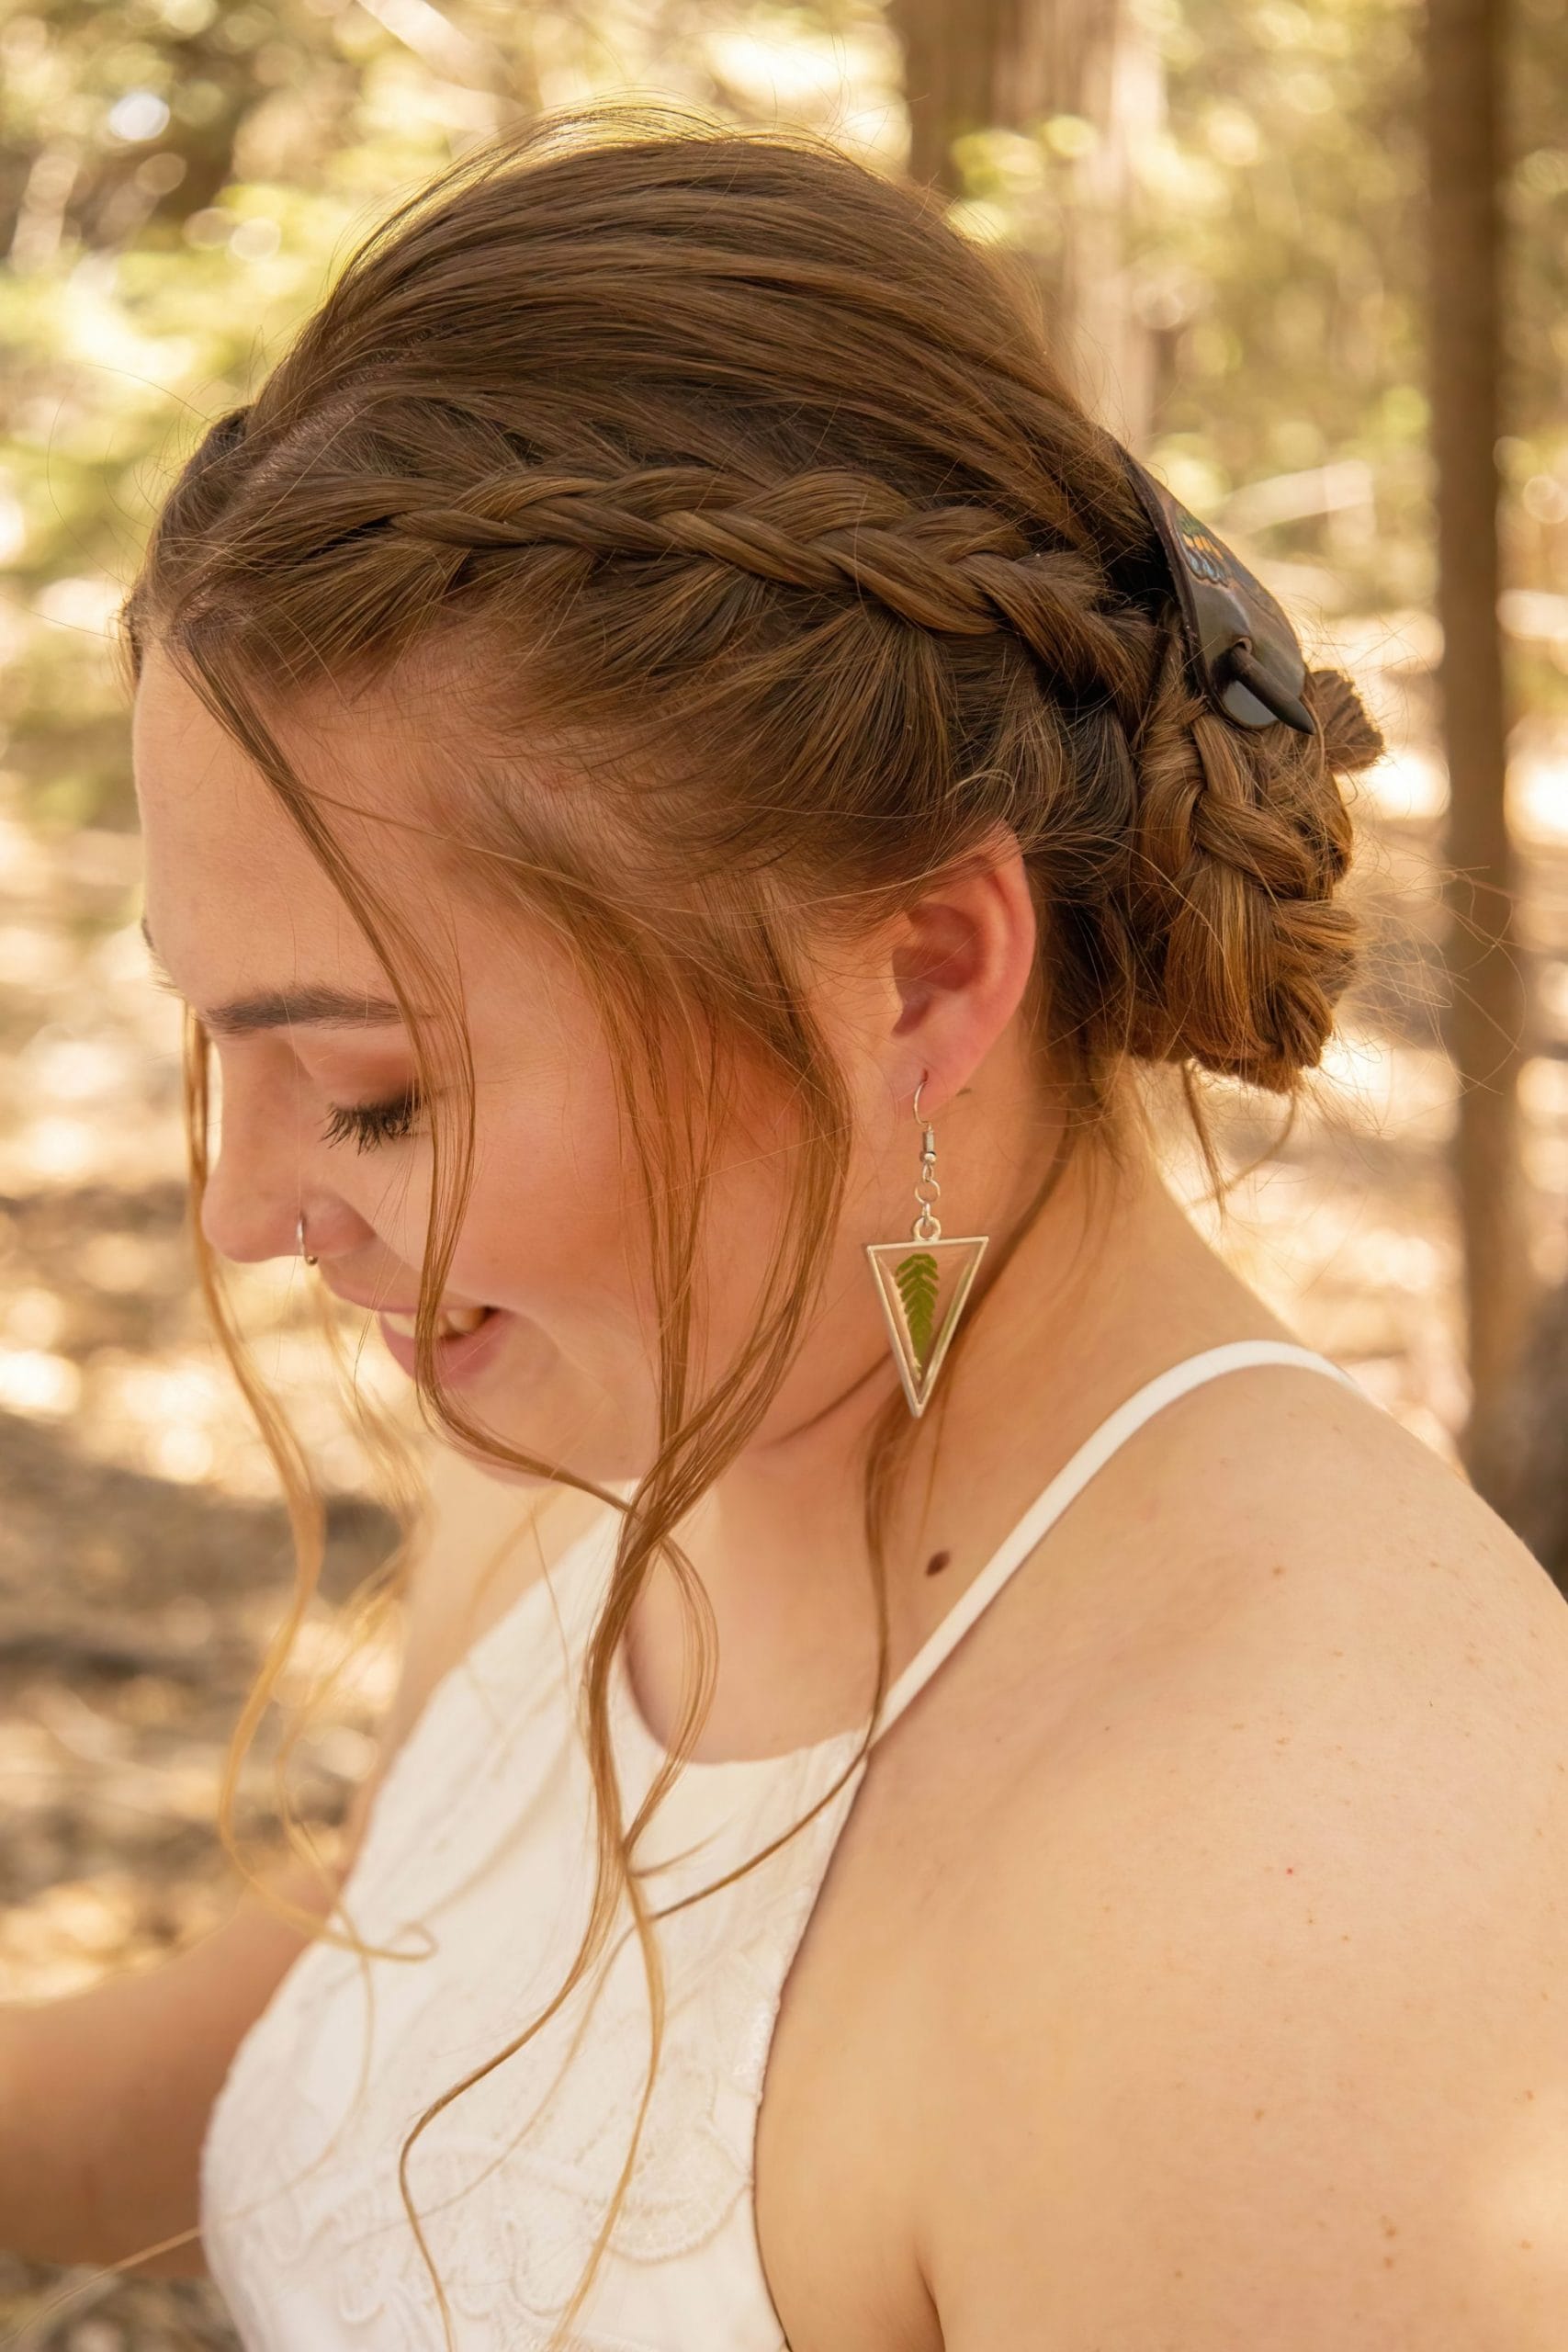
[628,1123,1300,1755]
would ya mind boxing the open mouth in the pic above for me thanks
[374,1302,509,1385]
[379,1303,499,1341]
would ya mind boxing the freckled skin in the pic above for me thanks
[134,638,1314,1759]
[131,643,999,1526]
[131,644,1066,1522]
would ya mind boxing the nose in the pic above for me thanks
[199,1152,310,1270]
[196,1067,331,1268]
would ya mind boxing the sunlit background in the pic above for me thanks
[1,0,1565,2339]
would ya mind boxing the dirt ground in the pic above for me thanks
[1,693,1565,2346]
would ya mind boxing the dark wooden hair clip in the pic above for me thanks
[1111,447,1315,735]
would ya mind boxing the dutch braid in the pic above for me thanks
[216,458,1156,715]
[182,413,1383,1098]
[1125,628,1380,1091]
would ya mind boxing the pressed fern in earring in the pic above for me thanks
[864,1235,988,1418]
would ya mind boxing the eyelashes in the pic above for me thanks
[320,1087,424,1152]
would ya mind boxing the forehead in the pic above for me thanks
[129,645,595,1065]
[132,645,446,978]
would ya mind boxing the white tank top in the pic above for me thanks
[201,1340,1361,2349]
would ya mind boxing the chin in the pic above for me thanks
[433,1336,645,1490]
[441,1431,557,1487]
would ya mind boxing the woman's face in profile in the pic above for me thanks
[130,644,896,1485]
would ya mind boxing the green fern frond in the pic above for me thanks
[894,1250,940,1363]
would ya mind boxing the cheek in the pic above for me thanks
[443,1078,649,1321]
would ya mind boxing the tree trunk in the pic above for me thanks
[1427,0,1534,1488]
[888,0,1160,447]
[1480,1269,1568,1593]
[891,0,1035,192]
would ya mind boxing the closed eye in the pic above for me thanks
[321,1090,424,1152]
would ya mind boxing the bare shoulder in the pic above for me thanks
[921,1376,1568,2350]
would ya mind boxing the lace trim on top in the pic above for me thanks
[201,1344,1361,2348]
[200,1508,868,2351]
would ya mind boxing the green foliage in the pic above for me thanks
[0,0,902,829]
[1,0,1564,830]
[953,0,1567,673]
[893,1249,939,1363]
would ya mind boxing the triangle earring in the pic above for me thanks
[864,1074,989,1418]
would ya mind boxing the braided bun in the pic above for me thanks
[1122,631,1385,1093]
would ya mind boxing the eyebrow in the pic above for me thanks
[139,912,410,1039]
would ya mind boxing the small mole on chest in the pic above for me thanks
[924,1548,953,1577]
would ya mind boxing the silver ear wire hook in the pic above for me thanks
[863,1069,989,1418]
[297,1211,318,1267]
[911,1073,941,1244]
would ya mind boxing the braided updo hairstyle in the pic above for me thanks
[119,101,1383,2346]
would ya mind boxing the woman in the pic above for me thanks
[5,102,1566,2352]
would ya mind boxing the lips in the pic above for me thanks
[375,1304,509,1386]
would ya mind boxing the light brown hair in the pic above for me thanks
[118,97,1383,2344]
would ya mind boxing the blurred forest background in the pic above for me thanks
[1,0,1566,2341]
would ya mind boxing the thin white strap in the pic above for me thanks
[866,1340,1364,1751]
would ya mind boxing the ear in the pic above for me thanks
[886,825,1038,1117]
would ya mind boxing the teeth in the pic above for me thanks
[439,1305,491,1337]
[381,1306,492,1340]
